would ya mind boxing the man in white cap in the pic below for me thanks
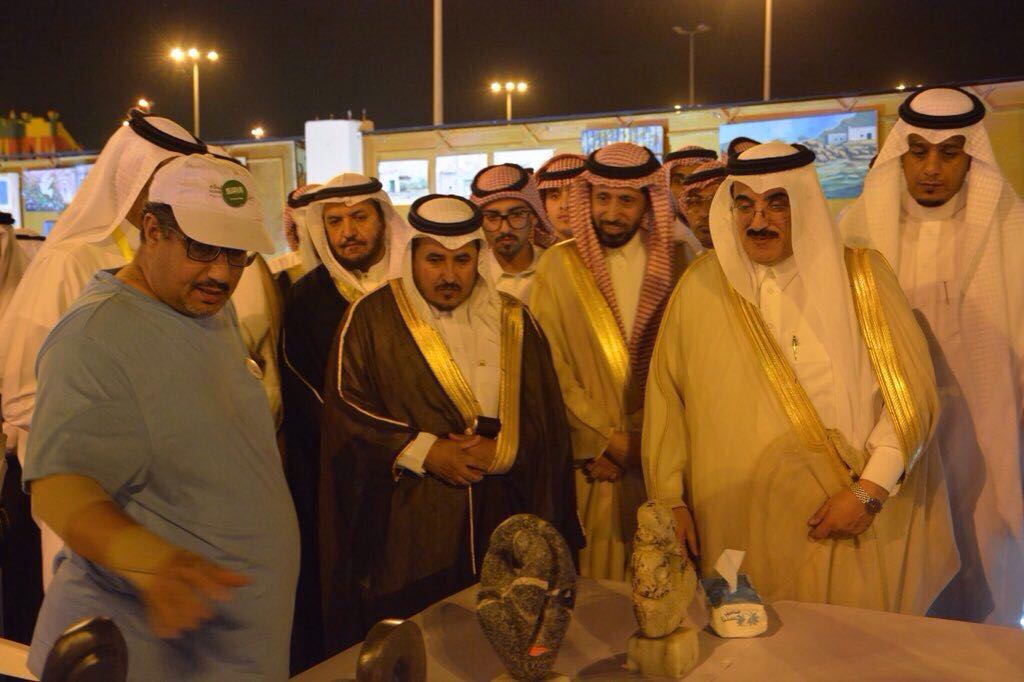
[22,154,298,680]
[665,145,719,257]
[840,86,1024,625]
[530,142,688,580]
[278,173,410,671]
[319,194,581,653]
[643,141,957,614]
[533,153,586,241]
[469,163,557,302]
[0,111,226,587]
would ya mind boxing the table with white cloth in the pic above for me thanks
[293,578,1024,681]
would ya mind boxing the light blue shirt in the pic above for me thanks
[24,271,299,681]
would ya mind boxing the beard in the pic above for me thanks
[330,230,385,271]
[493,234,526,259]
[913,196,951,208]
[594,219,641,248]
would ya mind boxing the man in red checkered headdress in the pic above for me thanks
[530,142,689,580]
[469,163,556,302]
[533,153,587,241]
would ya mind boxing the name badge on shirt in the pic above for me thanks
[245,357,264,380]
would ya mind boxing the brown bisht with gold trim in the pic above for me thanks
[318,280,583,654]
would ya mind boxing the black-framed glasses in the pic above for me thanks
[167,224,257,267]
[481,208,535,232]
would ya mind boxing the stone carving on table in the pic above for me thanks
[355,618,426,682]
[477,514,576,681]
[626,501,700,678]
[700,549,768,638]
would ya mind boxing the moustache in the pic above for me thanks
[338,238,367,248]
[746,227,778,239]
[599,220,630,231]
[192,279,229,292]
[435,282,462,292]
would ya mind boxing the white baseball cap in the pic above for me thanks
[148,154,274,253]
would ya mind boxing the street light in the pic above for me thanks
[490,80,528,122]
[169,45,219,137]
[251,126,265,140]
[671,23,711,107]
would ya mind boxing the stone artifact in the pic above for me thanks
[477,514,576,681]
[626,501,700,678]
[355,618,426,682]
[701,549,768,638]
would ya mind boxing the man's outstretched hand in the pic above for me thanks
[138,550,249,638]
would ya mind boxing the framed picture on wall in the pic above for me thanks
[718,110,879,199]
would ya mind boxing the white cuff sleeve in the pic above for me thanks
[860,445,905,494]
[395,432,437,476]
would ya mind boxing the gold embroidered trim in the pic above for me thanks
[558,246,630,394]
[333,276,364,304]
[490,296,523,474]
[389,280,480,430]
[111,226,135,263]
[732,285,853,481]
[845,248,925,469]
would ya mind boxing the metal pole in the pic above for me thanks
[763,0,772,101]
[432,0,443,125]
[192,61,200,137]
[506,92,512,122]
[688,34,696,106]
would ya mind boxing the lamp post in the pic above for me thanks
[763,0,772,101]
[490,81,527,122]
[170,47,219,137]
[671,23,710,107]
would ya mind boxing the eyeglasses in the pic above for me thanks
[731,200,790,223]
[481,208,535,232]
[167,224,256,267]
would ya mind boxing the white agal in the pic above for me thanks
[305,120,364,183]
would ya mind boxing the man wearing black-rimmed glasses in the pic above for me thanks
[22,154,299,680]
[469,163,557,302]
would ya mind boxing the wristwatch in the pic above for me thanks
[850,481,883,514]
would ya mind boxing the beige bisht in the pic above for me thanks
[531,143,685,580]
[643,142,959,614]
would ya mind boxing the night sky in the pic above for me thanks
[4,0,1023,149]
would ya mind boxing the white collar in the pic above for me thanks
[755,254,799,291]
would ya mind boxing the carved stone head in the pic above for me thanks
[631,501,697,638]
[477,514,577,680]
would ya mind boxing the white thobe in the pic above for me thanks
[396,297,501,474]
[0,228,136,587]
[754,258,905,492]
[605,231,649,340]
[673,217,705,260]
[895,188,1024,625]
[491,247,544,304]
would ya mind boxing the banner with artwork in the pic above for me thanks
[718,110,878,199]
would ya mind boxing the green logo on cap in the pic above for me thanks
[221,180,248,207]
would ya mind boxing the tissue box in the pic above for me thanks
[700,574,767,638]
